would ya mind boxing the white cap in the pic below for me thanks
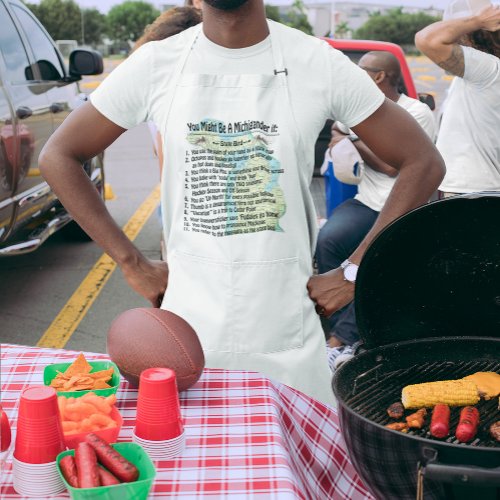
[443,0,492,20]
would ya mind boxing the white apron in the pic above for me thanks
[159,22,334,406]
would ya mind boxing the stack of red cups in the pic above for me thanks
[13,386,66,496]
[132,368,186,459]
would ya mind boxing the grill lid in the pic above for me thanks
[355,193,500,349]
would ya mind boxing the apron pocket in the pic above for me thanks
[230,257,303,354]
[163,251,232,353]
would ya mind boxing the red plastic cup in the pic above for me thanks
[14,386,66,464]
[1,403,12,452]
[134,368,184,440]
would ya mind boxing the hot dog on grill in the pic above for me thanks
[59,455,79,488]
[455,406,480,443]
[75,442,100,488]
[430,404,450,438]
[85,433,139,482]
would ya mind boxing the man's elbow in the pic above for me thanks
[415,31,431,55]
[427,149,446,187]
[38,142,62,181]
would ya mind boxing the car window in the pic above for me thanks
[0,2,32,83]
[11,4,64,81]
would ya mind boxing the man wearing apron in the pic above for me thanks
[39,0,445,406]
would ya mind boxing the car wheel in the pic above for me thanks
[61,158,105,241]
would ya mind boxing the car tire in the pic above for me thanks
[61,158,105,241]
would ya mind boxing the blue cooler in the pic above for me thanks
[323,160,358,218]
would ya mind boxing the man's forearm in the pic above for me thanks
[39,152,143,267]
[416,16,482,49]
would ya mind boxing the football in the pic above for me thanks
[107,308,205,392]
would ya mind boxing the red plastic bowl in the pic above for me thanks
[62,406,123,450]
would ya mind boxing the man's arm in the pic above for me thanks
[39,102,168,306]
[307,98,445,316]
[415,4,500,76]
[352,139,398,177]
[330,124,398,177]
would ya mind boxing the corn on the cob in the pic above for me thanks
[401,379,479,409]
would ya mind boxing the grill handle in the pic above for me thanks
[424,462,500,486]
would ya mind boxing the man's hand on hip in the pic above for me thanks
[307,268,355,317]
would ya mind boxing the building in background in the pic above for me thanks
[259,1,443,38]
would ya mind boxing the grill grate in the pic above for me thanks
[346,358,500,448]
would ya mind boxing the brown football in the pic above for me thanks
[106,308,205,392]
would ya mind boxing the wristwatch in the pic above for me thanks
[348,133,359,142]
[341,259,358,283]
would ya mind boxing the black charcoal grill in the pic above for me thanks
[332,193,500,500]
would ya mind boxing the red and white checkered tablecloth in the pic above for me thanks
[0,344,374,499]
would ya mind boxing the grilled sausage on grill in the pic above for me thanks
[490,421,500,442]
[455,406,480,443]
[430,404,450,438]
[406,408,427,429]
[387,402,405,419]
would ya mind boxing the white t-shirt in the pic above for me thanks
[355,93,436,212]
[437,46,500,193]
[90,23,384,180]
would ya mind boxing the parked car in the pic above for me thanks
[314,39,435,176]
[0,0,104,255]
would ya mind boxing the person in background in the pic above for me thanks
[415,0,500,197]
[134,6,203,260]
[38,0,444,406]
[315,51,436,364]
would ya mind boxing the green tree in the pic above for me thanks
[334,21,350,39]
[24,0,81,42]
[355,8,440,45]
[281,0,313,35]
[81,8,107,46]
[265,4,281,22]
[107,1,160,45]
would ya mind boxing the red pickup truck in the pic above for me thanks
[314,38,434,176]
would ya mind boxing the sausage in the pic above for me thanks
[98,466,121,486]
[85,433,139,483]
[430,404,450,438]
[59,455,79,488]
[455,406,480,443]
[75,442,100,488]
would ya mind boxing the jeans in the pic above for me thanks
[315,198,378,345]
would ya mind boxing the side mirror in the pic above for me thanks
[69,49,104,77]
[418,93,436,111]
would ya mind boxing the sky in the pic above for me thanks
[31,0,454,13]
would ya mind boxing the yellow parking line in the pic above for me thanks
[417,75,437,82]
[81,81,101,90]
[37,184,161,349]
